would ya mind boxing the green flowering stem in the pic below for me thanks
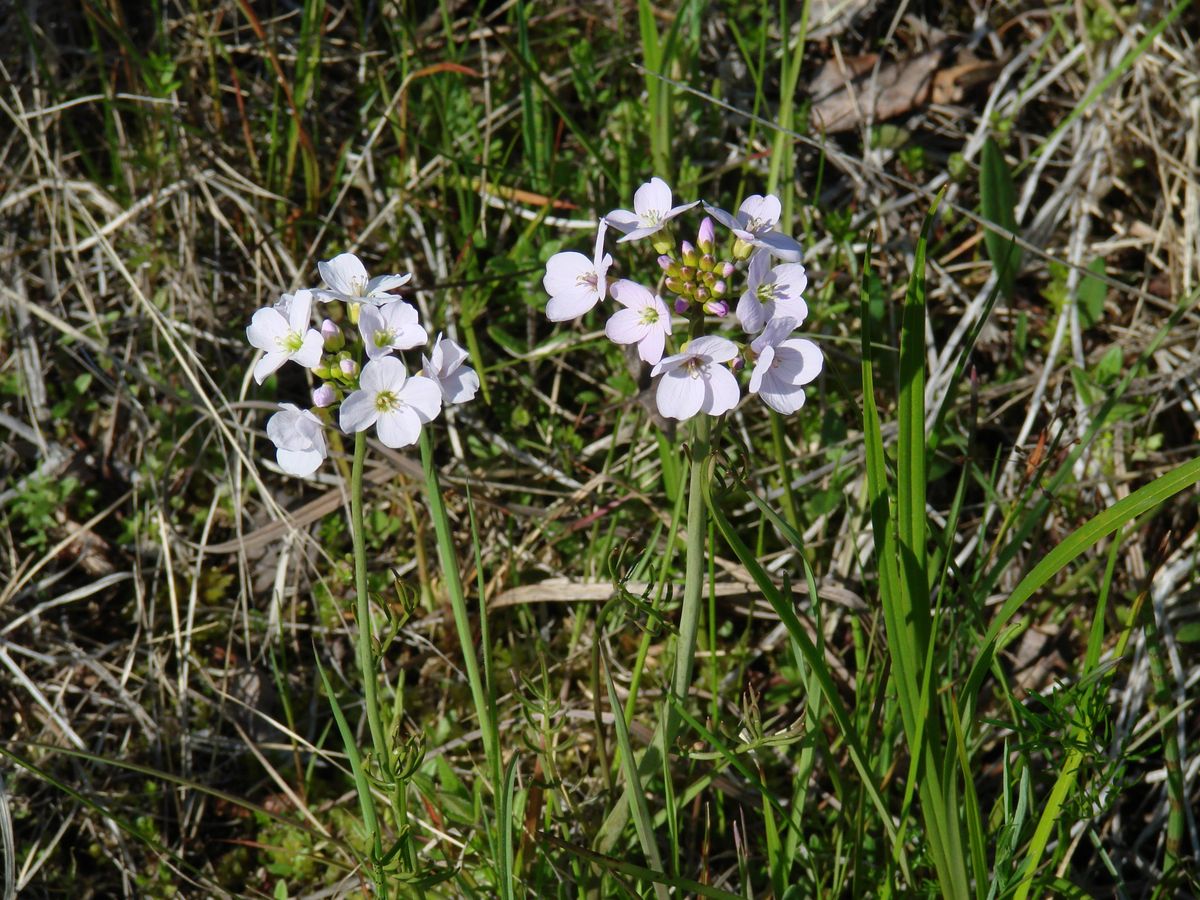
[351,431,390,778]
[418,427,499,789]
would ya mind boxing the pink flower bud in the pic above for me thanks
[698,216,715,251]
[312,384,336,407]
[700,254,715,272]
[704,299,728,317]
[321,318,344,351]
[674,297,690,314]
[721,261,735,278]
[657,255,674,271]
[731,355,745,373]
[712,280,727,296]
[339,358,358,377]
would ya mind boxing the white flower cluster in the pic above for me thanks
[543,178,822,421]
[247,253,479,476]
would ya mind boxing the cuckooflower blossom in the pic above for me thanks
[704,194,803,261]
[736,250,809,333]
[749,318,823,414]
[651,335,741,420]
[339,357,442,448]
[358,301,428,359]
[266,403,327,477]
[545,220,612,321]
[604,279,673,365]
[315,252,412,305]
[605,177,698,243]
[246,289,324,384]
[422,333,479,405]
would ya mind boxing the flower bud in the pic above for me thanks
[665,277,684,295]
[657,254,674,271]
[704,299,728,317]
[695,286,710,303]
[698,216,715,253]
[339,358,358,378]
[731,355,746,373]
[681,241,698,267]
[679,266,695,282]
[313,364,331,380]
[312,384,336,408]
[699,254,716,273]
[733,238,754,260]
[320,318,344,351]
[720,261,736,278]
[674,297,691,314]
[652,236,674,256]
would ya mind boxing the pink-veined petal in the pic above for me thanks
[375,406,422,448]
[703,364,741,416]
[339,389,378,433]
[655,369,705,420]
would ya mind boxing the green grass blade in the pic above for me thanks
[980,137,1020,299]
[498,752,520,900]
[315,656,380,856]
[602,648,668,899]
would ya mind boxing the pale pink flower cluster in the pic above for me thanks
[543,179,822,421]
[247,253,479,477]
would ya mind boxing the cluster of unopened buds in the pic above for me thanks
[246,253,479,476]
[544,177,822,420]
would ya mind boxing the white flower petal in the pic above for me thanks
[603,209,641,232]
[637,326,665,364]
[701,203,740,232]
[360,356,406,393]
[543,252,592,295]
[247,308,289,351]
[339,390,378,433]
[253,351,288,384]
[754,231,804,262]
[741,194,781,230]
[375,406,422,448]
[292,331,324,369]
[320,253,369,296]
[366,273,412,295]
[399,375,443,422]
[609,279,653,310]
[688,335,738,363]
[736,291,766,334]
[760,384,806,415]
[749,345,775,394]
[440,367,479,404]
[616,224,665,243]
[779,338,823,385]
[277,447,324,477]
[703,365,741,416]
[635,177,673,218]
[605,308,646,345]
[655,369,705,420]
[287,289,314,334]
[547,291,600,321]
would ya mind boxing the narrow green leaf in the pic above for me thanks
[498,753,520,900]
[980,137,1020,299]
